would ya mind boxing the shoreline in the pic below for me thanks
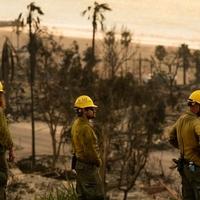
[0,27,197,51]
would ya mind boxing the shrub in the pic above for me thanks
[35,183,77,200]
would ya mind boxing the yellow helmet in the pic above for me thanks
[0,82,4,93]
[74,95,97,108]
[188,90,200,104]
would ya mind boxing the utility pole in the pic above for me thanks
[26,2,44,168]
[28,18,36,167]
[138,53,142,85]
[133,54,155,84]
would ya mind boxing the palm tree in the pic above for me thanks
[192,50,200,83]
[82,1,111,60]
[121,29,132,74]
[178,44,190,85]
[26,2,44,167]
[104,30,118,78]
[1,38,17,111]
[121,30,132,48]
[154,45,167,70]
[13,13,24,49]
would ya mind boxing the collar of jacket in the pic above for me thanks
[185,110,198,117]
[78,116,89,123]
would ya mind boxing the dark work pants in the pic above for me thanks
[0,152,8,200]
[181,165,200,200]
[75,160,104,200]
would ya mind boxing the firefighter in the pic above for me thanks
[71,95,104,200]
[168,90,200,200]
[0,82,14,200]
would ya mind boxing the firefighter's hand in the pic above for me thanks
[169,158,178,169]
[172,158,178,164]
[8,148,15,162]
[71,169,77,176]
[96,159,102,167]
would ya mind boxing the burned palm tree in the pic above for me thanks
[13,13,24,49]
[82,1,111,61]
[154,45,167,70]
[1,37,18,111]
[178,43,190,85]
[121,29,132,74]
[26,2,44,166]
[192,50,200,83]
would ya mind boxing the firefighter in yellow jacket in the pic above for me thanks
[71,95,104,200]
[0,82,14,200]
[169,90,200,200]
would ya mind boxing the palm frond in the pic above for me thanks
[18,13,22,20]
[36,7,44,15]
[100,3,112,11]
[100,13,105,21]
[37,16,40,24]
[100,21,104,31]
[81,10,87,16]
[10,50,14,81]
[1,38,17,82]
[29,3,44,15]
[21,19,24,27]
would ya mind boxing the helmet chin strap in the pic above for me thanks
[197,109,200,116]
[196,104,200,116]
[196,109,200,117]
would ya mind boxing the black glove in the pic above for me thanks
[71,154,77,170]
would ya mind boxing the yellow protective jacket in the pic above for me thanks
[0,108,13,150]
[168,110,200,166]
[71,116,101,166]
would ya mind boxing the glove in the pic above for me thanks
[8,148,15,162]
[96,159,102,167]
[71,154,77,170]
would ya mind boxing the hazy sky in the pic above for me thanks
[1,0,200,48]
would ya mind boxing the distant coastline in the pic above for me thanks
[0,25,197,55]
[0,27,157,59]
[0,24,200,50]
[43,25,200,50]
